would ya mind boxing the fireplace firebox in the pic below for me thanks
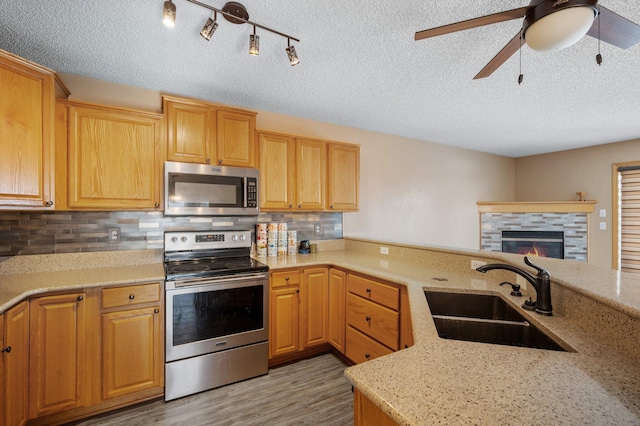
[501,231,564,259]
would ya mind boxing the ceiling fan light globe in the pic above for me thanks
[524,7,596,52]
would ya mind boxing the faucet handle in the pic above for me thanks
[524,256,549,277]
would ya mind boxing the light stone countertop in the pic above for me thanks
[1,242,639,424]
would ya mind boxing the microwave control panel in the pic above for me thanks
[247,178,257,208]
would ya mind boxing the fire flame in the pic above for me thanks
[520,245,545,257]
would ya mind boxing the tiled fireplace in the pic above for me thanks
[478,201,597,262]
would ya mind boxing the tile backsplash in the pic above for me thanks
[0,211,342,257]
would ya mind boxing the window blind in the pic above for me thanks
[620,166,640,274]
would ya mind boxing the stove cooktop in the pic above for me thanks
[164,256,269,281]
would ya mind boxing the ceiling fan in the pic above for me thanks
[415,0,640,79]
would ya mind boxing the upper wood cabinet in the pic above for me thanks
[258,132,296,210]
[257,131,359,212]
[57,101,164,210]
[295,138,327,211]
[2,300,29,426]
[0,50,58,209]
[328,143,360,211]
[164,96,256,167]
[165,98,216,164]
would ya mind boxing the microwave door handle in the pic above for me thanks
[243,177,248,208]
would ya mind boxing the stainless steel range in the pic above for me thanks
[164,230,269,401]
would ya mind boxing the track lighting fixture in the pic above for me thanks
[286,38,299,66]
[249,26,260,56]
[200,11,218,40]
[163,0,176,28]
[162,1,300,65]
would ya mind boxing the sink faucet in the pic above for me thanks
[476,256,552,316]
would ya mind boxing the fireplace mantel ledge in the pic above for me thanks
[477,201,597,214]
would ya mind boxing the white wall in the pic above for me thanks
[59,73,516,251]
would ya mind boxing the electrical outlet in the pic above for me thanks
[108,227,121,243]
[380,246,389,255]
[471,259,486,270]
[314,224,321,235]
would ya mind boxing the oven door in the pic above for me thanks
[164,161,259,216]
[165,274,268,362]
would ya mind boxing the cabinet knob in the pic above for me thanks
[154,202,160,209]
[289,204,293,209]
[330,205,334,209]
[298,204,302,209]
[45,200,53,207]
[296,289,300,293]
[1,346,11,353]
[129,294,135,300]
[366,288,372,293]
[285,276,289,281]
[217,159,223,165]
[77,295,84,301]
[206,158,211,163]
[365,353,370,359]
[154,308,160,314]
[365,316,371,322]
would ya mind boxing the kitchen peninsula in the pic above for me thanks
[1,238,639,425]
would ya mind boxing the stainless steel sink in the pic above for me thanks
[424,291,568,352]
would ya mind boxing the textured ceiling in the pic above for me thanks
[1,0,639,157]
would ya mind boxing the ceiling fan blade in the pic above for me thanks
[474,32,522,80]
[587,5,640,49]
[415,6,530,41]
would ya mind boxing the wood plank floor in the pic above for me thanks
[73,354,354,426]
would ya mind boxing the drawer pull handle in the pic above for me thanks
[285,277,289,281]
[365,353,370,359]
[77,295,84,301]
[366,288,372,293]
[154,308,159,314]
[129,294,135,300]
[365,316,371,322]
[1,346,11,353]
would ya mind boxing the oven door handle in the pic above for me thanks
[169,272,268,289]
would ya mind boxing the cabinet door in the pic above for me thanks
[258,132,295,210]
[0,52,54,208]
[165,99,216,164]
[102,306,163,400]
[66,105,163,209]
[216,109,256,167]
[328,268,346,353]
[3,301,29,426]
[269,286,300,358]
[301,268,329,348]
[295,139,326,210]
[29,293,86,419]
[327,143,359,211]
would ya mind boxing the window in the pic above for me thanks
[613,162,640,273]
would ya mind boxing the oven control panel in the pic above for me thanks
[165,230,251,251]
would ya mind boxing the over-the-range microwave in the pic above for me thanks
[164,161,259,216]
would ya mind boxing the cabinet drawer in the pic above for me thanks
[271,269,301,288]
[101,283,162,309]
[347,274,399,310]
[347,293,399,350]
[345,326,393,364]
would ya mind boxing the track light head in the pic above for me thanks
[286,40,299,66]
[249,27,260,56]
[200,13,219,40]
[163,0,176,28]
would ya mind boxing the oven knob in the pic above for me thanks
[171,236,178,243]
[181,236,188,243]
[232,234,239,241]
[239,234,246,241]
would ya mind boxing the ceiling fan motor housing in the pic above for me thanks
[523,0,599,51]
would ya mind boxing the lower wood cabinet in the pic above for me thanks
[269,267,329,361]
[328,268,347,353]
[0,282,164,426]
[100,283,163,400]
[29,293,87,419]
[2,300,29,426]
[353,388,399,426]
